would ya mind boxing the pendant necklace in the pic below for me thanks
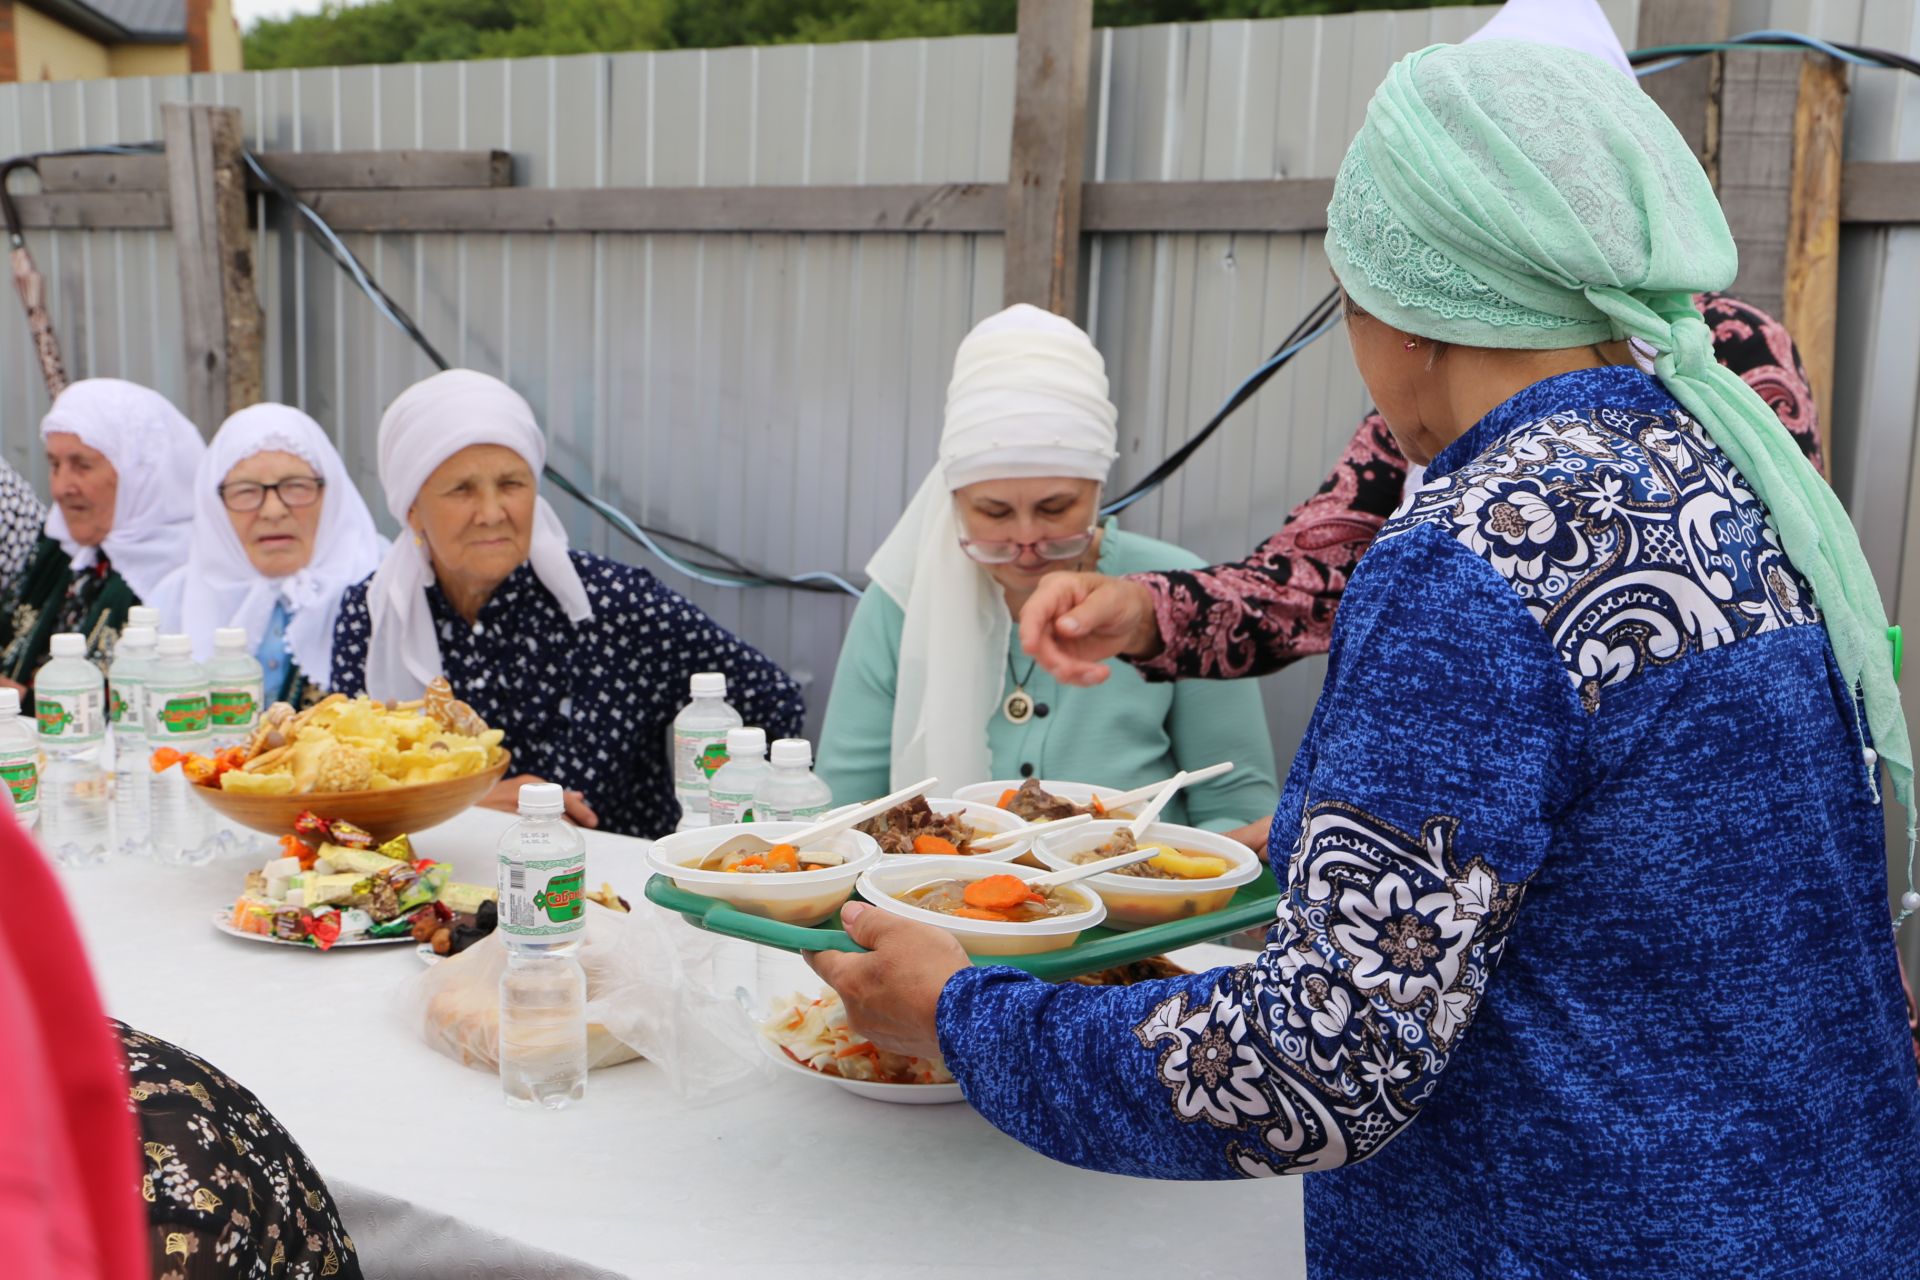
[1003,653,1038,725]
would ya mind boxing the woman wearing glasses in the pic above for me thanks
[0,379,203,690]
[816,304,1277,829]
[153,404,387,707]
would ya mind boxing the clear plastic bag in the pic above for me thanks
[400,900,771,1103]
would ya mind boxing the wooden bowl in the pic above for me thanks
[188,751,512,842]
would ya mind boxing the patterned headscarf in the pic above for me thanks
[1326,40,1913,854]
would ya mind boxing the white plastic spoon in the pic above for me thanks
[1126,768,1203,841]
[968,811,1092,852]
[1091,761,1234,817]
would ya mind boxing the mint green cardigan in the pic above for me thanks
[816,525,1279,831]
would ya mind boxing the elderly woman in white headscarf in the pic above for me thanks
[816,304,1277,828]
[0,379,203,689]
[329,369,805,837]
[150,404,388,707]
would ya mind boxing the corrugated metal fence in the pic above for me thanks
[0,0,1915,790]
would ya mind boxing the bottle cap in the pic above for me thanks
[127,606,160,628]
[214,627,248,650]
[49,633,84,658]
[769,738,813,769]
[157,634,192,658]
[725,726,767,758]
[121,625,157,649]
[690,672,727,697]
[518,782,566,815]
[0,689,19,717]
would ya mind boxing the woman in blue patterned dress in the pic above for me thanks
[330,370,804,838]
[812,40,1920,1277]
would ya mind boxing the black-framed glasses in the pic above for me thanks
[219,476,325,513]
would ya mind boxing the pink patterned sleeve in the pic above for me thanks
[1127,293,1822,684]
[1130,413,1409,681]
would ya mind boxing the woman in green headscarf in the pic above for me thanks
[805,38,1920,1279]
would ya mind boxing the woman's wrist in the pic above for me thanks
[1120,578,1167,660]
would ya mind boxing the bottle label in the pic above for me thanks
[0,755,39,808]
[499,853,587,939]
[708,789,755,826]
[109,681,143,729]
[765,803,828,823]
[210,685,261,728]
[36,691,103,741]
[150,691,211,737]
[673,729,729,794]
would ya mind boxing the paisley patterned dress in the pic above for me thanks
[936,368,1920,1277]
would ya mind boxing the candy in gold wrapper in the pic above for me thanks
[376,833,413,862]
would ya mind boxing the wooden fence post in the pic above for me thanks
[1003,0,1092,318]
[1783,55,1848,471]
[162,103,262,434]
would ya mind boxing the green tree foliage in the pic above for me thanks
[245,0,1470,70]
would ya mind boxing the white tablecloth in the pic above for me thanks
[56,808,1306,1279]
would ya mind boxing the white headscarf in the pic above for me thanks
[150,404,389,678]
[1465,0,1633,77]
[39,378,205,604]
[865,304,1118,791]
[363,369,592,702]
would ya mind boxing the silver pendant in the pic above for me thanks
[1003,689,1034,725]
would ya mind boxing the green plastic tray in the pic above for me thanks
[644,873,1280,981]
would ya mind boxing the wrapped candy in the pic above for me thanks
[329,820,375,850]
[309,910,343,952]
[377,834,413,863]
[293,811,333,840]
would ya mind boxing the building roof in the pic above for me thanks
[25,0,186,44]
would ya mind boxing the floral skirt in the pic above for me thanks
[115,1021,362,1279]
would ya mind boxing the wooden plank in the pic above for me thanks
[1635,0,1731,185]
[1783,55,1847,476]
[302,182,1006,233]
[12,191,170,229]
[1717,48,1801,319]
[1842,162,1920,225]
[37,148,512,193]
[1084,178,1335,233]
[1003,0,1092,316]
[162,103,263,433]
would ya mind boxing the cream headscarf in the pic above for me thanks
[865,304,1119,790]
[151,404,388,677]
[39,379,205,604]
[363,370,593,702]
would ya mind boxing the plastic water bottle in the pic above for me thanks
[671,672,741,831]
[36,633,108,865]
[108,625,156,856]
[753,738,833,823]
[207,627,264,753]
[498,782,587,1109]
[707,727,770,826]
[146,634,214,865]
[0,689,40,830]
[126,605,160,631]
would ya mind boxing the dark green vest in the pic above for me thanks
[0,536,138,684]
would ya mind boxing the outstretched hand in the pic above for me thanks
[483,773,599,828]
[1016,571,1164,688]
[806,902,971,1061]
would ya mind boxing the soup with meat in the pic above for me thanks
[898,873,1087,923]
[1071,829,1232,880]
[996,778,1134,822]
[858,796,990,855]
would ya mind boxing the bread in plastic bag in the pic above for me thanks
[400,899,771,1103]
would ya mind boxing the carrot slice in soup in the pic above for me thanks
[997,789,1018,810]
[952,907,1011,922]
[962,874,1032,913]
[912,834,959,855]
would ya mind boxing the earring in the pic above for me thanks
[1403,339,1419,351]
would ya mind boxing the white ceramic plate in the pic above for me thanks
[211,908,414,950]
[756,1031,964,1105]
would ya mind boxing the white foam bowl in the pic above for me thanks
[860,799,1032,862]
[856,856,1105,957]
[648,823,881,926]
[1032,820,1263,929]
[950,778,1139,820]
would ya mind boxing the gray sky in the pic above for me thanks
[231,0,330,28]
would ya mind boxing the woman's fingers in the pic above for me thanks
[1226,815,1274,860]
[1018,572,1163,686]
[563,790,600,829]
[806,902,970,1061]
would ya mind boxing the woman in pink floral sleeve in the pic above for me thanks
[1024,293,1824,689]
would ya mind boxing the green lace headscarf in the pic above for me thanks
[1326,40,1914,876]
